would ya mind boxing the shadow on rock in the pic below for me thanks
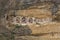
[12,25,32,36]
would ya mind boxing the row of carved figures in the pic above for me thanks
[6,16,52,25]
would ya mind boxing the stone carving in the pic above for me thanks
[6,16,52,26]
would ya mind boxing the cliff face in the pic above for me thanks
[6,1,60,33]
[0,0,60,40]
[0,0,59,16]
[0,0,60,10]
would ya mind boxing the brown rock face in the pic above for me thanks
[0,0,60,40]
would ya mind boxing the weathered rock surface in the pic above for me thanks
[0,0,60,40]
